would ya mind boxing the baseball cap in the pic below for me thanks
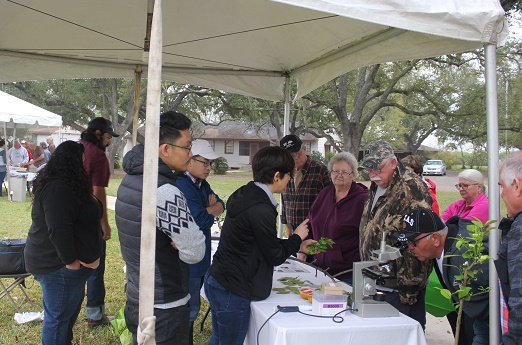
[191,139,219,160]
[280,134,302,153]
[393,208,446,243]
[87,117,120,137]
[358,140,395,171]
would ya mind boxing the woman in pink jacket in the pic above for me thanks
[441,169,489,224]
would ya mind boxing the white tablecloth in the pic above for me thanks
[244,260,427,345]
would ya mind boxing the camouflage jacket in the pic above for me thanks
[359,161,433,305]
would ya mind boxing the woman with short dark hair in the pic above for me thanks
[25,141,102,345]
[204,146,313,345]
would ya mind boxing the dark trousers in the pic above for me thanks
[384,288,427,330]
[125,300,191,345]
[447,311,475,345]
[86,240,106,320]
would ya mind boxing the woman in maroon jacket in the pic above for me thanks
[306,151,368,284]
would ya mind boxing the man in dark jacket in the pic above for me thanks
[175,139,224,344]
[497,151,522,344]
[396,208,490,345]
[115,111,205,345]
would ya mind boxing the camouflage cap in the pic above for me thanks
[358,140,395,171]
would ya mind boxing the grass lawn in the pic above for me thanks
[0,175,505,344]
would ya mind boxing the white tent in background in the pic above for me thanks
[0,90,62,146]
[0,90,62,129]
[0,1,507,344]
[0,1,507,101]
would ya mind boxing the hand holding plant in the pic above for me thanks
[307,237,335,255]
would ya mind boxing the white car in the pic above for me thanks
[423,160,446,176]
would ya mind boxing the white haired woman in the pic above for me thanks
[306,151,368,284]
[441,168,489,224]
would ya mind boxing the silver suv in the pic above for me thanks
[423,160,446,176]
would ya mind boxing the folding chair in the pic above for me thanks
[0,273,34,313]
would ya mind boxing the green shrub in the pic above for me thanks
[212,157,229,175]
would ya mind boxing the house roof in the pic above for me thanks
[196,122,317,142]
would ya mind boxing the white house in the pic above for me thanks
[197,122,323,170]
[32,126,81,147]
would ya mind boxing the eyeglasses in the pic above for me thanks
[165,142,192,151]
[455,183,479,190]
[369,158,390,175]
[192,158,213,167]
[408,233,433,247]
[330,170,354,177]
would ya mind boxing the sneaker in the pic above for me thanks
[87,315,115,328]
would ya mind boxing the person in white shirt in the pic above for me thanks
[8,140,29,166]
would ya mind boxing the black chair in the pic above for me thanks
[0,273,34,313]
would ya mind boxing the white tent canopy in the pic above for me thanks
[0,0,506,101]
[0,90,62,128]
[0,1,507,344]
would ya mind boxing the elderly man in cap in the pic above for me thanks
[396,208,490,344]
[358,140,432,329]
[279,134,331,252]
[497,151,522,345]
[79,117,119,327]
[175,139,225,344]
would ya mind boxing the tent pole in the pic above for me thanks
[278,76,291,238]
[138,0,162,344]
[132,65,143,146]
[484,42,500,345]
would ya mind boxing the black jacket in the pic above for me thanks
[436,216,490,321]
[116,145,204,305]
[25,180,103,274]
[208,181,302,300]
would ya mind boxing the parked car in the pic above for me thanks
[423,160,446,176]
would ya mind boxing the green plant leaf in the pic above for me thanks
[439,289,453,300]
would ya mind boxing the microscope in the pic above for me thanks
[351,231,402,318]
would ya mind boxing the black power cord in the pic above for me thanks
[256,306,359,345]
[257,309,280,345]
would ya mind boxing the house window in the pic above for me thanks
[239,142,250,156]
[208,140,215,151]
[304,142,312,153]
[225,140,234,154]
[324,144,332,153]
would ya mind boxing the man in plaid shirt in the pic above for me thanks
[280,135,331,252]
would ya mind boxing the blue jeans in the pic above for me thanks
[472,318,489,345]
[189,276,204,322]
[204,273,251,345]
[125,301,190,345]
[86,240,106,320]
[0,170,6,196]
[33,266,94,345]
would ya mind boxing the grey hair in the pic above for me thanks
[47,136,54,141]
[500,151,522,186]
[436,226,448,237]
[328,151,358,174]
[459,169,487,196]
